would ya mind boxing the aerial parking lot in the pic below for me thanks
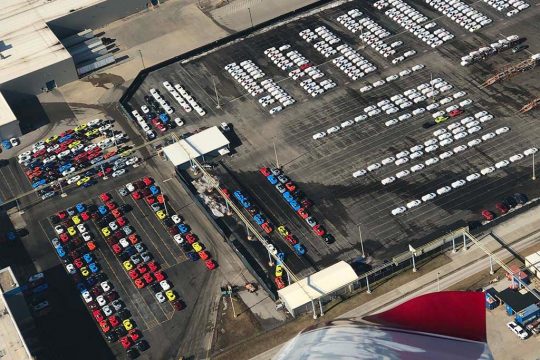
[122,0,540,267]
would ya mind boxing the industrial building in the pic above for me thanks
[0,92,20,139]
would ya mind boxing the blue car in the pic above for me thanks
[76,282,87,293]
[289,200,301,211]
[253,214,265,225]
[233,190,245,202]
[56,246,66,258]
[159,113,169,123]
[6,231,17,241]
[2,140,12,149]
[178,224,190,234]
[83,253,93,264]
[125,246,137,256]
[293,243,305,256]
[32,179,46,188]
[59,163,72,172]
[85,276,97,287]
[186,251,199,261]
[240,199,251,209]
[58,135,72,143]
[276,252,285,265]
[88,263,100,273]
[283,191,294,202]
[82,180,94,188]
[149,185,160,195]
[98,205,108,215]
[76,203,86,213]
[32,283,49,294]
[267,175,278,185]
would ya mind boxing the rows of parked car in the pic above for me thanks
[481,0,529,17]
[225,60,265,97]
[18,119,131,195]
[49,202,148,358]
[424,0,492,32]
[23,272,52,318]
[260,166,335,245]
[391,148,536,215]
[482,192,529,222]
[360,63,425,94]
[300,25,377,80]
[163,81,206,117]
[354,109,506,179]
[119,177,217,270]
[376,0,454,48]
[461,35,520,66]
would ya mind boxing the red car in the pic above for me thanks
[120,336,132,349]
[168,226,179,236]
[131,191,142,200]
[171,299,185,311]
[205,259,217,270]
[128,329,141,342]
[220,188,231,198]
[80,211,90,221]
[103,150,117,160]
[142,272,154,285]
[57,211,68,220]
[112,243,122,254]
[93,309,104,322]
[108,315,120,327]
[184,233,197,244]
[154,271,166,282]
[86,241,97,251]
[299,63,311,70]
[105,201,117,210]
[449,109,463,117]
[59,233,70,243]
[284,234,298,245]
[297,208,309,219]
[274,276,285,289]
[145,196,156,205]
[98,167,112,177]
[284,181,296,192]
[147,261,159,272]
[482,210,495,221]
[495,202,509,215]
[116,217,127,227]
[261,222,273,234]
[198,250,210,260]
[99,320,111,333]
[111,209,122,218]
[142,177,154,186]
[156,123,167,133]
[301,198,313,209]
[313,224,326,236]
[128,234,139,245]
[137,263,149,274]
[134,278,146,289]
[156,194,166,204]
[128,269,139,280]
[259,167,271,177]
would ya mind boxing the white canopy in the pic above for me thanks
[162,126,229,166]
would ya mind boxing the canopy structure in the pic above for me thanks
[162,126,230,167]
[278,261,358,316]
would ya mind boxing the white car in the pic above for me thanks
[173,234,184,244]
[474,111,488,119]
[381,177,396,185]
[410,164,425,172]
[385,119,399,127]
[433,129,447,137]
[439,151,453,160]
[421,193,437,202]
[411,64,425,71]
[327,126,340,134]
[466,173,481,182]
[507,321,529,340]
[524,148,538,156]
[453,145,467,153]
[171,215,182,224]
[355,115,368,123]
[495,160,509,169]
[410,151,423,160]
[313,132,326,140]
[425,157,439,166]
[467,126,481,134]
[454,132,467,140]
[480,166,496,175]
[67,175,81,185]
[341,120,355,128]
[353,169,367,178]
[396,150,410,159]
[451,179,466,188]
[360,85,373,93]
[406,200,422,209]
[381,157,396,165]
[367,163,381,172]
[395,158,409,166]
[174,118,184,127]
[386,74,399,82]
[101,281,112,292]
[160,280,171,291]
[77,224,87,233]
[373,80,386,87]
[391,206,407,215]
[495,127,510,135]
[481,133,496,141]
[396,170,410,178]
[439,138,453,147]
[509,154,524,162]
[156,292,167,303]
[453,91,466,99]
[82,291,93,303]
[424,138,438,147]
[398,113,412,121]
[436,186,452,195]
[410,145,424,152]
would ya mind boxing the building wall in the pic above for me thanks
[0,57,78,95]
[0,119,21,139]
[48,0,151,38]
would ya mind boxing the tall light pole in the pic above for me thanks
[213,77,221,109]
[138,50,145,69]
[273,140,279,168]
[532,151,536,180]
[437,272,440,291]
[357,224,365,258]
[247,7,254,28]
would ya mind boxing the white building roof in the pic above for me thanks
[525,251,540,275]
[278,261,358,311]
[162,126,230,166]
[0,92,17,126]
[0,0,106,85]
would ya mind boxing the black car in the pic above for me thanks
[150,283,162,294]
[504,196,518,208]
[115,326,128,337]
[180,242,192,253]
[117,308,131,320]
[512,44,528,53]
[323,234,335,245]
[126,348,140,359]
[514,193,528,205]
[136,340,150,352]
[422,121,436,129]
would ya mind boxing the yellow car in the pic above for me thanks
[156,210,166,220]
[123,319,133,331]
[74,124,87,132]
[67,227,77,236]
[435,116,448,124]
[165,290,176,301]
[123,260,133,271]
[192,242,203,252]
[84,129,100,138]
[277,225,289,237]
[101,227,111,237]
[76,177,90,186]
[45,135,59,144]
[275,265,283,277]
[68,140,81,149]
[120,150,133,158]
[80,267,90,277]
[72,215,81,225]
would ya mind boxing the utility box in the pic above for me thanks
[515,304,540,326]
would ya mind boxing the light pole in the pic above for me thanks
[532,151,536,180]
[213,77,221,109]
[409,244,417,272]
[247,7,254,28]
[358,224,365,258]
[437,272,440,291]
[138,50,145,69]
[273,140,279,168]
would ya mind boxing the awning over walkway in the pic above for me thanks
[162,126,229,166]
[278,261,357,313]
